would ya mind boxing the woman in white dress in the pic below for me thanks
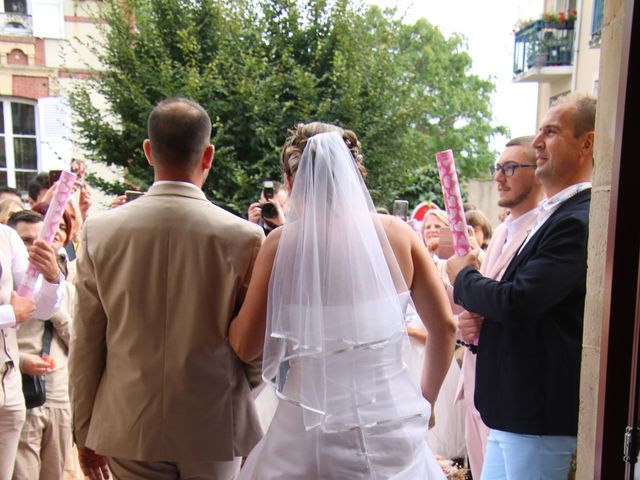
[229,123,456,479]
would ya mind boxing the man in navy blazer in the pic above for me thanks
[447,93,596,480]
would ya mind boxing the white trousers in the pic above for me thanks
[0,364,26,480]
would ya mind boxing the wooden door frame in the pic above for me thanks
[594,0,639,477]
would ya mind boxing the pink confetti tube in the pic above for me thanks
[17,171,76,297]
[435,150,471,256]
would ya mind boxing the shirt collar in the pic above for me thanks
[505,207,537,245]
[506,207,537,231]
[539,182,592,212]
[153,180,202,192]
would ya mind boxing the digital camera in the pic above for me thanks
[260,181,278,219]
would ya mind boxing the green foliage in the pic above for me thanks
[72,0,506,214]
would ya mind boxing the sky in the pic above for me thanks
[366,0,542,154]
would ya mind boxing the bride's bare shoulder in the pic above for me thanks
[377,214,413,244]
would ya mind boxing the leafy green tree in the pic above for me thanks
[72,0,505,214]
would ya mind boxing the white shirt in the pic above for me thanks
[504,208,538,251]
[518,182,592,253]
[0,225,64,328]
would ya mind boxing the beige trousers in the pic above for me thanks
[12,405,72,480]
[0,364,26,480]
[109,456,242,480]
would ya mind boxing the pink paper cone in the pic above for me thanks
[435,150,471,256]
[17,171,76,297]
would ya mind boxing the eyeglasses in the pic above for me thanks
[489,163,537,178]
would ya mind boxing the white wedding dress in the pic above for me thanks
[239,132,445,479]
[239,296,445,480]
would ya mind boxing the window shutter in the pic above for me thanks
[37,97,72,169]
[32,0,64,39]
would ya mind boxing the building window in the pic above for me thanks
[555,0,577,12]
[591,0,604,47]
[1,0,64,38]
[0,0,30,34]
[0,99,39,194]
[3,0,26,14]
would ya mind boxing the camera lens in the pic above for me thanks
[260,202,278,219]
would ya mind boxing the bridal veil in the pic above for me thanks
[262,131,429,434]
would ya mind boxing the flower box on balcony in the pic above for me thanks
[543,19,575,29]
[513,16,576,78]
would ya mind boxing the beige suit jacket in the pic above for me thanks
[69,182,264,462]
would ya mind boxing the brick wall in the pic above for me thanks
[12,75,49,99]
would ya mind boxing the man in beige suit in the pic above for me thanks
[453,136,543,478]
[70,98,264,480]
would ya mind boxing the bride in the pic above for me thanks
[229,123,456,479]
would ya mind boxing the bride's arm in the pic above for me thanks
[408,230,457,410]
[229,229,281,363]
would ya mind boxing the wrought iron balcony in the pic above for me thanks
[0,12,33,36]
[513,19,575,82]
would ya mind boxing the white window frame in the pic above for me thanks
[0,97,40,191]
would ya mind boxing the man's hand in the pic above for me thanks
[248,200,286,230]
[446,250,480,285]
[21,353,54,376]
[10,292,35,324]
[40,183,57,205]
[28,240,60,283]
[458,310,484,343]
[110,195,126,209]
[261,199,286,230]
[426,238,439,254]
[78,446,110,480]
[247,202,262,224]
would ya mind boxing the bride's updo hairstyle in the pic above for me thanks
[280,122,366,181]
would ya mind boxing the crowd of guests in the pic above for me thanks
[0,178,91,479]
[0,91,596,480]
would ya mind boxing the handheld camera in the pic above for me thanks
[260,181,278,219]
[392,200,409,221]
[125,190,145,202]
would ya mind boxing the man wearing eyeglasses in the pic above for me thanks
[448,93,596,480]
[454,135,543,479]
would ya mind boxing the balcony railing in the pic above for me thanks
[0,12,33,36]
[513,19,575,79]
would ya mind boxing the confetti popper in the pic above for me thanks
[435,149,471,256]
[17,171,76,297]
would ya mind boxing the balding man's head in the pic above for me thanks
[147,98,212,169]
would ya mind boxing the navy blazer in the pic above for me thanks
[453,189,590,436]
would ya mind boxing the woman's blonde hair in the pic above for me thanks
[422,209,449,230]
[280,122,366,181]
